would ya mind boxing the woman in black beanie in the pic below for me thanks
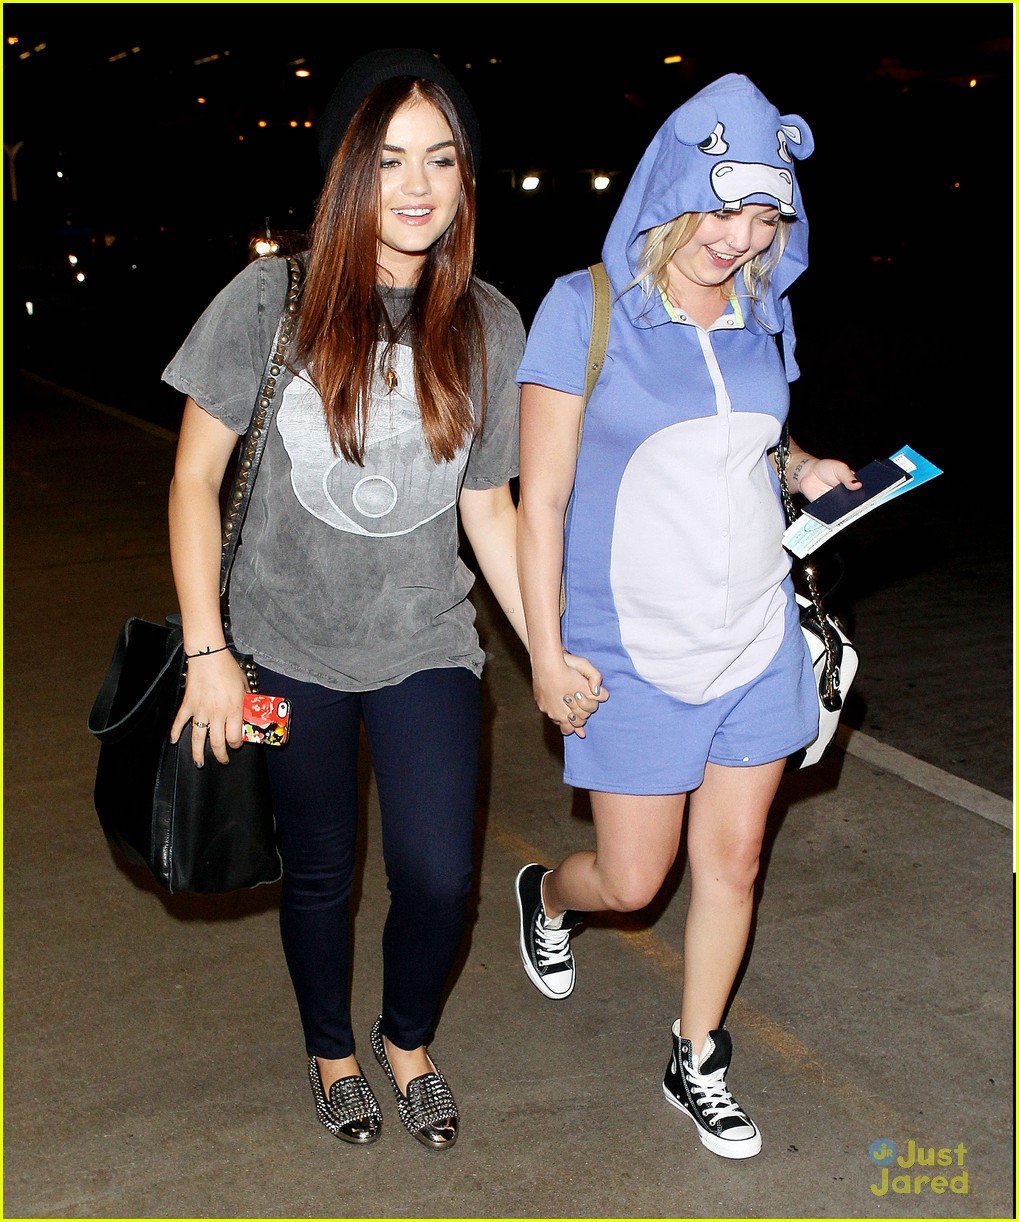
[163,48,605,1148]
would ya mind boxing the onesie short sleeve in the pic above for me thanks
[461,281,526,490]
[162,257,286,434]
[515,271,593,397]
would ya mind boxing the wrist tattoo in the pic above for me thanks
[790,457,811,488]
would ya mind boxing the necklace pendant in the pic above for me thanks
[384,368,399,392]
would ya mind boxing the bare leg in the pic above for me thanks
[317,1054,362,1094]
[382,1039,438,1094]
[543,791,687,918]
[680,759,785,1053]
[319,1044,435,1096]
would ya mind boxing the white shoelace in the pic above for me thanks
[535,917,572,968]
[687,1066,749,1125]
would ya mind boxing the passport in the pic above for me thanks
[800,458,909,527]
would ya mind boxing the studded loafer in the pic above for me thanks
[308,1056,383,1145]
[369,1017,459,1149]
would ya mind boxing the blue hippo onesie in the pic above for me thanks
[517,75,821,794]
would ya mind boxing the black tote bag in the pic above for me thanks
[86,255,303,893]
[88,617,279,893]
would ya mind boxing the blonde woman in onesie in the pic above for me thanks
[513,74,860,1159]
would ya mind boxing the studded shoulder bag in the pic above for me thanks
[87,255,303,892]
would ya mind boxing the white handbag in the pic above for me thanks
[792,593,859,768]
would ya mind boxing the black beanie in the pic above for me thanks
[317,47,481,173]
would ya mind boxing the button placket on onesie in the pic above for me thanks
[659,289,745,631]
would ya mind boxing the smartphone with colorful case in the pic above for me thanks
[242,693,291,746]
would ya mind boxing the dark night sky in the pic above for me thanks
[8,4,1011,255]
[6,2,1014,454]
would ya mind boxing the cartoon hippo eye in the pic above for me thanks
[697,123,729,156]
[776,131,792,164]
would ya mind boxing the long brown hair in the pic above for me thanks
[297,77,486,465]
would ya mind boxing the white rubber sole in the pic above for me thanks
[515,865,575,1000]
[662,1084,762,1159]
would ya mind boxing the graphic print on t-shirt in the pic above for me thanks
[277,344,469,537]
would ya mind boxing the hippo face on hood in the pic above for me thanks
[603,74,814,334]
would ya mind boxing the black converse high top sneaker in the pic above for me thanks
[662,1022,762,1159]
[515,863,583,1000]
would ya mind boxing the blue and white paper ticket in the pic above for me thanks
[883,445,944,503]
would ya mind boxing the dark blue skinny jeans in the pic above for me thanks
[259,664,480,1059]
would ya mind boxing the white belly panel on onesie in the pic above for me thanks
[609,410,788,705]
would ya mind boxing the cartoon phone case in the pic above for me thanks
[242,693,291,746]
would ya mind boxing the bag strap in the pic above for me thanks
[578,261,612,446]
[219,254,304,598]
[777,422,842,711]
[583,262,612,403]
[87,619,184,741]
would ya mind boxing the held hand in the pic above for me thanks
[796,457,861,503]
[533,653,608,739]
[169,650,249,767]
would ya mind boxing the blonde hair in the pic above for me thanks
[635,210,792,328]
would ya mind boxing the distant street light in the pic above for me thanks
[521,174,540,191]
[593,174,611,191]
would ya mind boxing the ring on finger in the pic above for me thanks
[193,719,210,730]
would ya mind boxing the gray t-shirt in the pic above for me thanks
[163,255,524,690]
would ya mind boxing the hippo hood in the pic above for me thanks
[602,74,813,335]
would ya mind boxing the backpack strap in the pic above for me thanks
[578,261,612,447]
[583,261,612,403]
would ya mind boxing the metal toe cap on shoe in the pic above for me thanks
[337,1115,383,1145]
[413,1114,459,1149]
